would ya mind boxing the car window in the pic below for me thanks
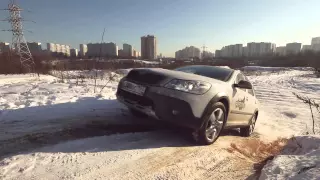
[235,73,255,95]
[175,65,234,82]
[235,73,246,84]
[244,75,255,96]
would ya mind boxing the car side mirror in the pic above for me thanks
[234,80,252,89]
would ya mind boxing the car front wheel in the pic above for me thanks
[196,102,227,145]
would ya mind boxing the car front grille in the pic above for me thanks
[117,89,154,108]
[126,69,166,85]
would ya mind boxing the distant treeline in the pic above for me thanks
[0,51,319,74]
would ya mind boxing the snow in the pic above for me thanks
[115,68,132,75]
[217,66,231,69]
[0,132,253,180]
[0,67,320,179]
[260,136,320,180]
[113,59,160,65]
[0,71,131,141]
[247,69,320,139]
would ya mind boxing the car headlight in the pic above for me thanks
[164,79,211,94]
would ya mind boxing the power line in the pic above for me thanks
[1,0,35,73]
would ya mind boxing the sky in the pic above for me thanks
[0,0,320,57]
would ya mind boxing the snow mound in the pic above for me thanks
[216,66,231,69]
[241,66,314,72]
[241,66,289,71]
[0,73,128,141]
[260,136,320,180]
[115,69,132,75]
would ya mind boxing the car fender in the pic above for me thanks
[199,92,230,129]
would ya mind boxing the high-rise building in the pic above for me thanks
[246,42,275,57]
[79,44,87,57]
[55,44,62,53]
[87,42,118,57]
[132,49,140,58]
[47,43,71,56]
[133,49,137,57]
[141,35,157,60]
[202,51,214,58]
[47,43,56,52]
[311,37,320,52]
[301,45,312,52]
[118,49,125,57]
[311,37,320,46]
[70,48,78,57]
[247,43,258,57]
[27,42,42,54]
[242,46,248,57]
[286,43,301,54]
[175,46,201,59]
[233,44,243,57]
[276,46,286,56]
[312,44,320,52]
[61,45,66,55]
[217,44,242,57]
[123,43,133,57]
[65,45,70,56]
[215,50,221,58]
[0,42,10,53]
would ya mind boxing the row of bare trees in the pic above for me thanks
[0,52,54,74]
[1,51,320,75]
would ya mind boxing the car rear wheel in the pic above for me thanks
[240,114,257,137]
[129,108,147,118]
[196,102,226,145]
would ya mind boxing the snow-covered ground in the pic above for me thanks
[0,67,319,180]
[0,72,132,142]
[248,69,320,138]
[260,135,320,180]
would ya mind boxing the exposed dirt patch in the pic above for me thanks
[226,137,288,179]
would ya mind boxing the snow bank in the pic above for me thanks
[260,136,320,180]
[216,66,231,69]
[241,66,314,72]
[0,72,130,141]
[248,69,320,138]
[241,66,289,71]
[115,69,132,75]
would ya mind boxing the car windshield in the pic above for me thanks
[175,66,234,82]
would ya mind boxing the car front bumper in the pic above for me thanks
[116,79,211,129]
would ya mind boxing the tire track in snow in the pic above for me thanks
[0,122,166,159]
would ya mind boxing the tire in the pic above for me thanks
[129,108,147,118]
[240,113,257,137]
[196,102,227,145]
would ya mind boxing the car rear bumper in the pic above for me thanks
[116,79,210,129]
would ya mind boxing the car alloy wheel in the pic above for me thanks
[249,115,256,134]
[240,113,257,137]
[205,108,225,142]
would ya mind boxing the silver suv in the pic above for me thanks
[116,65,259,145]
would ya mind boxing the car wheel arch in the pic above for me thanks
[199,93,230,129]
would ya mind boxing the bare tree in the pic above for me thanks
[100,72,117,93]
[293,92,320,134]
[94,28,106,93]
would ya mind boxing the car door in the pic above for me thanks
[244,76,257,122]
[227,73,249,126]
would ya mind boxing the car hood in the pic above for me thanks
[130,68,226,86]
